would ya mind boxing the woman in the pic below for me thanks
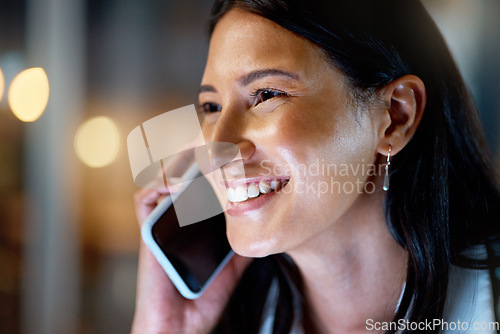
[132,0,500,333]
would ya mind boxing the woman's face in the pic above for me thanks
[198,9,383,257]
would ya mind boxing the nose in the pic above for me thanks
[207,106,255,170]
[208,141,255,170]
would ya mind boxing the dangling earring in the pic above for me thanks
[383,145,392,191]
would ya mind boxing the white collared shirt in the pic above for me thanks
[442,248,497,333]
[260,247,498,333]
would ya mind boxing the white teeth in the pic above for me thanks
[227,179,289,203]
[270,179,281,190]
[227,188,236,202]
[248,184,260,198]
[259,180,271,194]
[234,186,249,202]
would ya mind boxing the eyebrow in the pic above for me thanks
[199,84,217,94]
[239,68,298,86]
[198,68,298,95]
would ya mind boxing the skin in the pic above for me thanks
[200,9,388,258]
[133,8,426,334]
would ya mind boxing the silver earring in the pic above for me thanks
[383,145,392,191]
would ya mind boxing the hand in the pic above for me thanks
[131,187,252,334]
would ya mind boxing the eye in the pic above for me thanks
[251,89,289,106]
[199,102,222,113]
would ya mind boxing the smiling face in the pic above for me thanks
[198,9,385,257]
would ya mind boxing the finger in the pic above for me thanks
[134,188,167,207]
[133,242,183,325]
[134,188,169,224]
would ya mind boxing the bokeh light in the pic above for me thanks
[75,116,121,168]
[0,67,4,103]
[8,67,49,122]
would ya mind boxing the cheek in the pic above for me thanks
[269,102,363,166]
[210,99,378,255]
[272,105,377,219]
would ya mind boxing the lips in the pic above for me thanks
[224,177,290,216]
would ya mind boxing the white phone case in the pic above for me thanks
[140,163,234,299]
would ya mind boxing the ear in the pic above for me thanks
[376,75,426,156]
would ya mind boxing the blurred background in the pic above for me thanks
[0,0,499,333]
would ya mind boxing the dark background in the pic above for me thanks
[0,1,499,333]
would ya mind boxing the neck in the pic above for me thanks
[287,190,408,334]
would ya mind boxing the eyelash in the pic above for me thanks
[250,88,290,106]
[199,88,290,113]
[199,102,222,113]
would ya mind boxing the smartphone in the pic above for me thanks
[141,163,234,299]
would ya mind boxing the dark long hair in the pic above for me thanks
[208,1,500,333]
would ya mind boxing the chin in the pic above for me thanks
[226,226,283,258]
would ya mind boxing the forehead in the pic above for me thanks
[204,9,327,82]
